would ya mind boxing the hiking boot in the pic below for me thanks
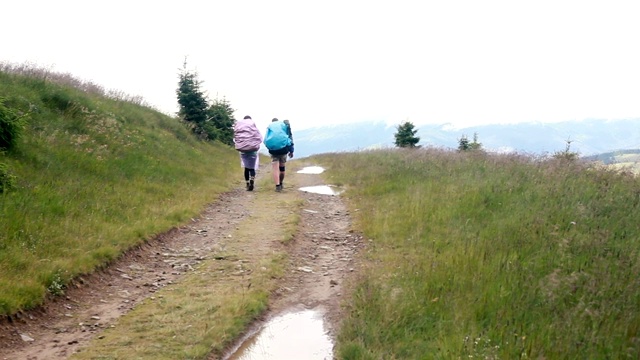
[245,181,250,191]
[275,184,282,192]
[248,178,254,191]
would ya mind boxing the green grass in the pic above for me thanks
[70,173,299,360]
[4,63,640,358]
[315,149,640,359]
[0,67,238,315]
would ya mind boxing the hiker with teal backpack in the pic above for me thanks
[264,118,294,192]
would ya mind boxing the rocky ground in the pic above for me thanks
[0,162,363,360]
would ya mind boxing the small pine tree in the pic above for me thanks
[553,138,579,161]
[176,60,237,143]
[458,135,470,151]
[207,98,235,146]
[176,60,209,138]
[470,132,483,150]
[394,121,420,148]
[458,132,482,151]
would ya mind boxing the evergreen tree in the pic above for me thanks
[207,98,235,146]
[176,61,209,139]
[394,121,420,148]
[552,138,579,161]
[176,61,236,143]
[470,132,482,150]
[458,132,482,151]
[458,135,470,151]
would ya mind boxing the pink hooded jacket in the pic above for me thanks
[233,118,263,152]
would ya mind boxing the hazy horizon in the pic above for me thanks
[4,1,640,132]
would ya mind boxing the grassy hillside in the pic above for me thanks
[585,149,640,175]
[610,151,640,174]
[316,149,640,359]
[0,66,238,315]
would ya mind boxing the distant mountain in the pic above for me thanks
[292,121,394,157]
[581,149,640,164]
[292,118,640,158]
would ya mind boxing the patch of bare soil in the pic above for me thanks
[0,163,363,360]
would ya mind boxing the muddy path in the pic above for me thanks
[0,161,363,359]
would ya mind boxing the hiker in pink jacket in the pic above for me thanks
[233,115,263,191]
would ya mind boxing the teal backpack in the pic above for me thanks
[264,121,292,151]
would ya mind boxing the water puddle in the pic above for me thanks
[299,185,342,196]
[225,308,333,360]
[297,166,325,174]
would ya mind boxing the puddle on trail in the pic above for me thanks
[225,308,333,360]
[299,185,342,196]
[297,166,325,174]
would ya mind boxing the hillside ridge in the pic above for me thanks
[293,118,640,158]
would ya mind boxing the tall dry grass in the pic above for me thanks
[316,148,640,359]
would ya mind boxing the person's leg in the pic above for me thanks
[248,168,256,191]
[278,154,288,187]
[244,167,251,190]
[271,159,280,187]
[276,155,287,191]
[279,164,285,186]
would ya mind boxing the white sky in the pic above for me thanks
[3,0,640,131]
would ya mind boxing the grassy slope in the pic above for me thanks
[611,153,640,174]
[0,69,238,315]
[316,149,640,359]
[586,149,640,174]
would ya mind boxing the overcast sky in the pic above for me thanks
[3,0,640,131]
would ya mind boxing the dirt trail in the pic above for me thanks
[0,161,362,360]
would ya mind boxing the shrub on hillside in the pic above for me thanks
[176,61,235,143]
[0,97,27,150]
[0,162,16,193]
[552,139,579,161]
[458,132,483,151]
[207,98,235,146]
